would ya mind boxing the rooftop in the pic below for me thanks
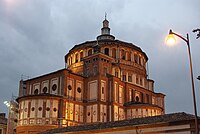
[40,112,198,134]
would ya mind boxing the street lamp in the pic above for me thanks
[166,29,199,134]
[197,76,200,81]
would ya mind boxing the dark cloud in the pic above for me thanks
[0,0,200,116]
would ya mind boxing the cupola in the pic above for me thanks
[96,15,115,41]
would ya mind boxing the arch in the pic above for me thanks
[121,49,126,60]
[75,53,79,63]
[104,48,109,56]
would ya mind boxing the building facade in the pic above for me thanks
[16,18,165,134]
[0,113,7,134]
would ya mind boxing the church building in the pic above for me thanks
[16,17,165,134]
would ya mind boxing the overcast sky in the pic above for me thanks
[0,0,200,116]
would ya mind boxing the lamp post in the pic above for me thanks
[166,29,199,134]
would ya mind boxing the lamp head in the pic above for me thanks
[197,76,200,80]
[3,101,8,105]
[3,101,10,107]
[166,29,176,45]
[169,29,173,34]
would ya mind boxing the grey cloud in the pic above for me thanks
[0,0,200,116]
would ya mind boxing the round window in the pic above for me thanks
[43,87,47,93]
[46,107,50,111]
[68,85,72,90]
[52,84,57,91]
[77,87,81,93]
[38,107,42,111]
[31,107,35,111]
[53,108,57,112]
[34,89,39,95]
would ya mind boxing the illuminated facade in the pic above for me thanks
[16,18,165,134]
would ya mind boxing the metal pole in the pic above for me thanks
[186,34,199,134]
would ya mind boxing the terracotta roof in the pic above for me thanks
[40,112,198,134]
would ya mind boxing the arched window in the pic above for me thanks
[70,56,73,64]
[122,74,126,81]
[75,53,78,63]
[88,49,92,56]
[80,51,83,61]
[127,51,131,61]
[43,87,47,93]
[121,49,126,60]
[134,54,138,63]
[77,87,81,93]
[112,48,116,58]
[52,84,57,91]
[104,48,109,56]
[34,89,39,95]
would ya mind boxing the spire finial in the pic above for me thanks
[105,12,107,20]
